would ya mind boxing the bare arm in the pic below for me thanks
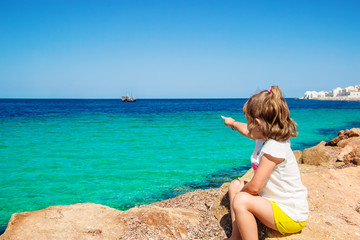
[242,153,284,195]
[221,116,254,139]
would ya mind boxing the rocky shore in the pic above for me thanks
[1,129,360,240]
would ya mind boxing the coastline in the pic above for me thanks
[312,97,360,101]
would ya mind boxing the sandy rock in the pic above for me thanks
[211,182,230,221]
[343,147,360,165]
[210,182,232,237]
[337,136,360,148]
[325,131,346,146]
[293,150,303,164]
[302,141,342,166]
[1,203,123,240]
[149,188,228,239]
[337,139,360,162]
[326,128,360,146]
[349,128,360,137]
[241,167,254,181]
[333,136,360,165]
[306,130,360,166]
[148,188,229,239]
[0,203,203,240]
[120,206,202,239]
[293,166,360,240]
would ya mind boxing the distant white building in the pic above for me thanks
[317,91,327,98]
[344,86,354,96]
[302,84,360,99]
[349,90,360,97]
[332,87,343,97]
[303,91,318,99]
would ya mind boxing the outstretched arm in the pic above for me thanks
[221,116,254,139]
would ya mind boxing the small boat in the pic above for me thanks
[121,94,136,102]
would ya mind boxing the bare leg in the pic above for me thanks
[232,192,278,240]
[228,179,245,240]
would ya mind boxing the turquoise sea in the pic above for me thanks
[1,98,360,231]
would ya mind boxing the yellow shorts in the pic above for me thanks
[270,201,307,235]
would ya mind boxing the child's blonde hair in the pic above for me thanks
[243,86,298,141]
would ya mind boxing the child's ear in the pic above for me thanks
[255,118,261,127]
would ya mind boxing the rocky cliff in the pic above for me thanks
[1,129,360,240]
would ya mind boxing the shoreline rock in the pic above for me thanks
[1,129,360,239]
[301,128,360,167]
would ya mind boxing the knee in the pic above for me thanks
[228,179,244,195]
[232,192,251,212]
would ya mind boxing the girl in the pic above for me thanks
[221,86,308,240]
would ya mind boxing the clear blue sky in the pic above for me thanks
[1,0,359,98]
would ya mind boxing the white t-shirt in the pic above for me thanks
[251,139,309,222]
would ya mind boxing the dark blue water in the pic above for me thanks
[1,98,360,117]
